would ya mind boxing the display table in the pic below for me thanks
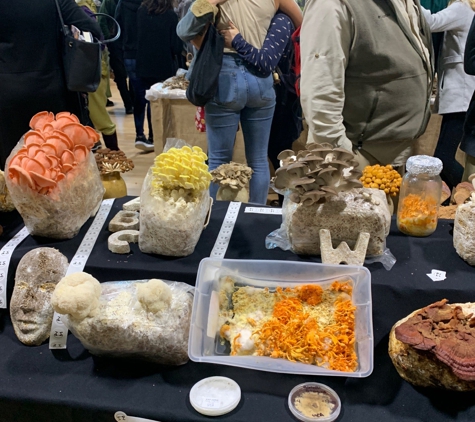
[1,197,475,422]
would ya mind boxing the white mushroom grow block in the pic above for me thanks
[454,197,475,265]
[284,188,391,256]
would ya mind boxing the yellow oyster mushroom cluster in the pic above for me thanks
[151,146,212,192]
[360,164,402,196]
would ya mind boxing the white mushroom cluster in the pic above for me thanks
[274,143,362,206]
[211,162,253,190]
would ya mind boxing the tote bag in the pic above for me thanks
[186,23,224,107]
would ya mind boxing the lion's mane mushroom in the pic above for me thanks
[273,143,362,205]
[389,299,475,390]
[210,162,253,190]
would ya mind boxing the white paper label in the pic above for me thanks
[426,269,446,282]
[0,226,29,308]
[49,199,115,350]
[201,397,220,409]
[210,202,241,258]
[245,206,282,215]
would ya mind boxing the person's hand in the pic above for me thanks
[220,21,239,48]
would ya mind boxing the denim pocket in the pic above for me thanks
[214,72,238,106]
[256,75,275,101]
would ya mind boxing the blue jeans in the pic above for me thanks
[124,59,153,140]
[205,54,276,204]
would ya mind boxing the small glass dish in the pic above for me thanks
[288,382,341,422]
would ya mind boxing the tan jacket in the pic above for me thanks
[300,0,433,165]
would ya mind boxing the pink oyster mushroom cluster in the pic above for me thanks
[8,111,100,195]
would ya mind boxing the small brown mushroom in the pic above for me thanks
[301,190,325,206]
[332,147,356,162]
[277,149,296,162]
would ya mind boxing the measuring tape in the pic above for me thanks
[210,202,241,258]
[0,226,29,309]
[49,198,115,350]
[245,206,282,215]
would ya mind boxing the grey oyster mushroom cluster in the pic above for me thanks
[274,143,363,206]
[211,162,253,190]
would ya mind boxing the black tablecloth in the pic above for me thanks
[1,197,475,422]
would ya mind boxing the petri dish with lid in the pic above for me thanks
[288,382,341,422]
[189,376,241,416]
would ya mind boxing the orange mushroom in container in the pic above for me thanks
[7,111,99,195]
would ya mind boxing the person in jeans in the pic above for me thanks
[134,0,184,150]
[177,0,302,204]
[99,0,134,115]
[117,0,154,152]
[219,13,301,205]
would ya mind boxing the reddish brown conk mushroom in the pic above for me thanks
[395,299,475,381]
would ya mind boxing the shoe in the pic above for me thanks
[125,107,134,115]
[135,135,154,152]
[106,99,114,107]
[91,141,102,152]
[103,132,119,151]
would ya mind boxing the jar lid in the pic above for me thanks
[189,376,241,416]
[406,155,442,176]
[288,382,341,422]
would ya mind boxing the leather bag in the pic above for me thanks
[54,0,120,92]
[186,22,224,107]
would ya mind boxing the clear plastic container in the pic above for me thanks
[189,376,241,416]
[188,258,373,377]
[397,155,442,237]
[288,383,341,422]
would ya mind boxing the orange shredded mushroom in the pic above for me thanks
[249,281,358,372]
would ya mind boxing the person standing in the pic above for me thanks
[99,0,134,115]
[300,0,433,172]
[422,0,475,189]
[117,0,154,151]
[177,0,302,204]
[0,0,102,169]
[461,15,475,179]
[134,0,184,151]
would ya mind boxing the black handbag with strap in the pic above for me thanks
[54,0,121,93]
[186,21,224,107]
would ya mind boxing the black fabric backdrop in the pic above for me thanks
[1,197,475,422]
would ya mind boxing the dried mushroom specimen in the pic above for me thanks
[10,248,69,346]
[274,143,362,205]
[389,299,475,390]
[162,74,189,90]
[95,148,134,174]
[0,170,15,212]
[211,162,253,190]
